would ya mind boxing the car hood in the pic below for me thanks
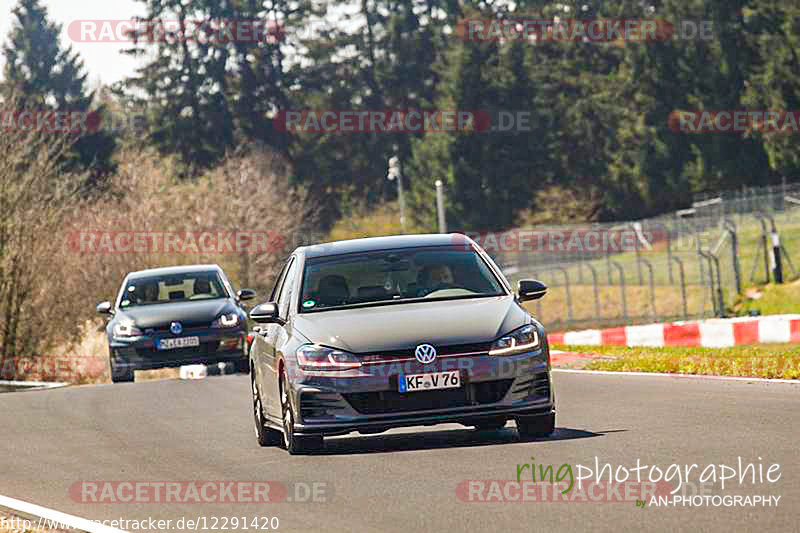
[116,299,235,328]
[292,296,528,353]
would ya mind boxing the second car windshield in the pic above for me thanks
[299,247,505,312]
[119,271,228,308]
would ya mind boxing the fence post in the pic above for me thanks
[631,222,643,285]
[666,222,674,284]
[610,260,627,322]
[671,256,689,320]
[583,262,601,320]
[723,219,742,295]
[699,250,724,317]
[750,213,770,283]
[769,217,783,284]
[638,258,657,320]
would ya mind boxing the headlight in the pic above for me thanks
[211,313,239,328]
[113,323,143,338]
[489,324,540,355]
[296,345,361,371]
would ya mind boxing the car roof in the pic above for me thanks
[298,234,471,259]
[126,264,223,279]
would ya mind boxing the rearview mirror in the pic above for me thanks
[250,302,282,324]
[517,280,547,302]
[96,301,113,315]
[237,288,256,301]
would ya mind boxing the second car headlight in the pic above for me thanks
[296,345,362,371]
[211,313,239,328]
[489,324,540,356]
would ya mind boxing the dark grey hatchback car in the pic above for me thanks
[97,264,255,382]
[249,234,554,454]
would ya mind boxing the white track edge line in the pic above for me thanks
[552,368,800,384]
[0,380,68,389]
[0,493,126,533]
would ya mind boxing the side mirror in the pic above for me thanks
[250,302,282,324]
[96,301,114,315]
[237,288,256,301]
[517,280,547,302]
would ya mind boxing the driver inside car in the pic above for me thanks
[417,264,455,295]
[140,281,160,304]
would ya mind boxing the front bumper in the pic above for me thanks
[110,328,246,371]
[286,348,554,437]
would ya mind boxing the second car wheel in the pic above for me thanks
[280,371,323,454]
[110,359,134,383]
[516,413,555,440]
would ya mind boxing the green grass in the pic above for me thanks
[553,343,800,379]
[732,279,800,316]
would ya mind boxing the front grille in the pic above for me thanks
[343,379,513,415]
[358,342,492,362]
[135,341,220,360]
[148,321,213,332]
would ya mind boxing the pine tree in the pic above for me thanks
[2,0,116,184]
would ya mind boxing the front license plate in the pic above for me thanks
[398,371,460,393]
[157,336,200,350]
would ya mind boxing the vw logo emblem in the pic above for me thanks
[415,344,437,364]
[170,321,183,335]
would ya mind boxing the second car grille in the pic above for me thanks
[134,341,220,360]
[342,379,514,415]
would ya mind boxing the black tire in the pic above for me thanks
[252,370,282,447]
[235,358,250,374]
[280,371,323,454]
[473,420,508,431]
[110,362,134,383]
[516,413,555,440]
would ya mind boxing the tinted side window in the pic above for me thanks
[277,258,297,316]
[269,259,292,302]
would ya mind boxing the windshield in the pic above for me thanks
[299,247,505,312]
[119,271,229,308]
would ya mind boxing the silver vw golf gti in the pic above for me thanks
[249,234,554,454]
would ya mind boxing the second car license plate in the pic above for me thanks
[157,336,200,350]
[398,371,460,393]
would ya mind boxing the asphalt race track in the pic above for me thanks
[1,372,798,532]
